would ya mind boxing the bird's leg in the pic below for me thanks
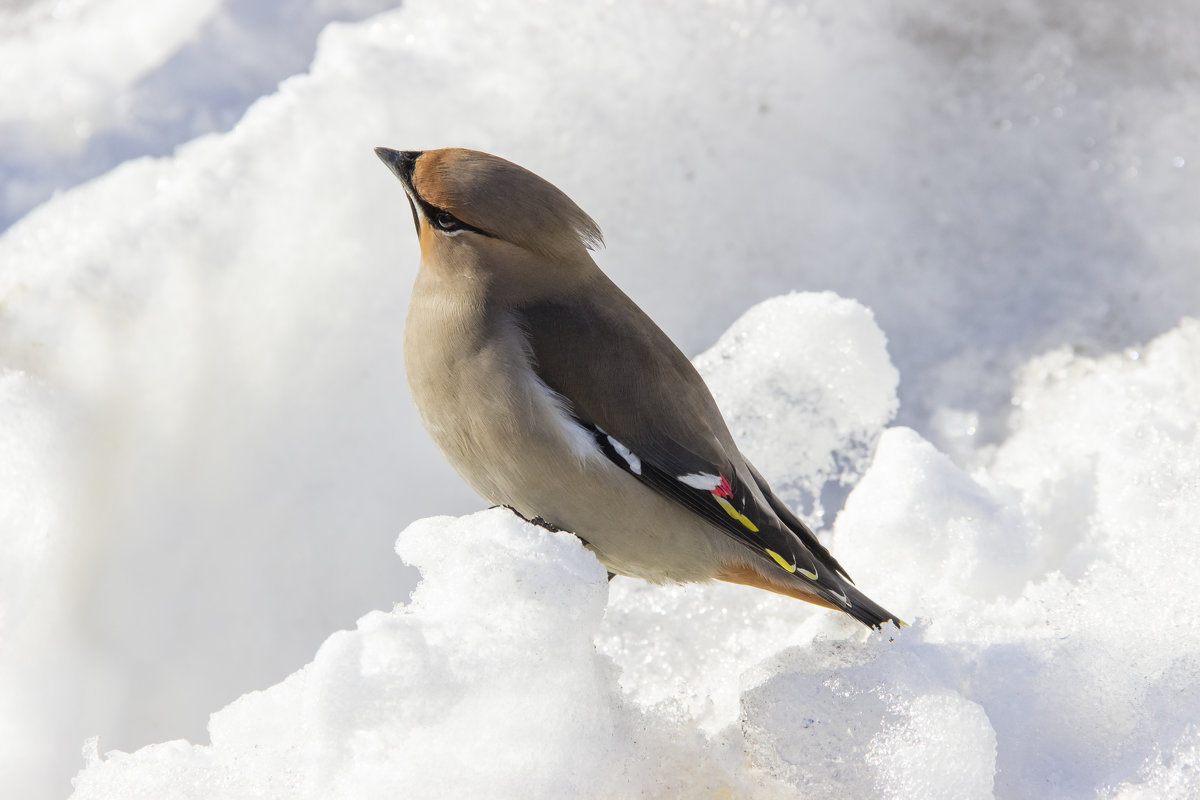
[491,504,613,579]
[492,504,565,532]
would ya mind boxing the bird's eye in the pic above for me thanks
[432,210,461,232]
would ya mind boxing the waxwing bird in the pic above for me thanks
[375,146,902,629]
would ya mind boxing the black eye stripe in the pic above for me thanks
[410,193,493,238]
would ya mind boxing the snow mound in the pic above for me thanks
[695,291,898,526]
[69,511,743,800]
[66,307,1200,798]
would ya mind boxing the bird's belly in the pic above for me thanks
[404,309,729,582]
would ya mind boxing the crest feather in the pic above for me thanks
[414,148,603,257]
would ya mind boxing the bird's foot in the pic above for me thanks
[492,504,566,533]
[489,505,615,581]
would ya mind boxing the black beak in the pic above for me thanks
[375,148,423,237]
[374,147,421,188]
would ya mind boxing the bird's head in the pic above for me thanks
[375,147,603,293]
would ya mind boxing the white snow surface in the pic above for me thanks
[1,0,1199,798]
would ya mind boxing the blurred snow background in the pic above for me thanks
[2,0,1198,797]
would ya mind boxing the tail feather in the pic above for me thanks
[831,579,905,630]
[716,562,903,630]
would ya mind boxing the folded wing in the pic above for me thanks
[517,281,901,628]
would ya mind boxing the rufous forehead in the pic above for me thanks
[411,151,447,207]
[411,148,478,212]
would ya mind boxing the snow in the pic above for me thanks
[694,292,899,528]
[0,0,397,229]
[1,0,1199,797]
